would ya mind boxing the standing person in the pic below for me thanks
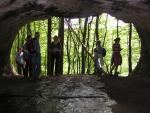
[15,47,25,75]
[94,40,104,74]
[24,35,34,78]
[110,37,122,76]
[32,32,41,79]
[50,35,62,76]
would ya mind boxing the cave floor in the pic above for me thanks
[0,75,150,113]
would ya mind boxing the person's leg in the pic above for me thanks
[33,56,38,79]
[99,55,104,68]
[21,65,25,77]
[32,55,38,79]
[114,65,118,76]
[17,64,22,75]
[31,54,37,79]
[29,58,33,78]
[37,54,41,77]
[50,55,55,76]
[110,54,115,74]
[94,58,97,74]
[35,54,41,78]
[24,60,29,77]
[55,54,60,76]
[110,64,115,75]
[24,63,28,77]
[21,65,24,75]
[94,53,99,74]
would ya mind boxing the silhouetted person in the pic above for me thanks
[50,35,62,76]
[32,32,41,79]
[24,35,34,78]
[16,47,25,75]
[94,40,104,74]
[110,37,122,76]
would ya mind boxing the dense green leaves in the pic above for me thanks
[11,14,140,76]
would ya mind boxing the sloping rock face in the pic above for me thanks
[0,0,150,76]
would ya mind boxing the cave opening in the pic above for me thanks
[0,0,150,77]
[10,13,141,77]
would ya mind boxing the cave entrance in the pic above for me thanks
[10,13,140,77]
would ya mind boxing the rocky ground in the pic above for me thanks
[0,75,150,113]
[101,76,150,113]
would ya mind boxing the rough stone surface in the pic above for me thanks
[0,0,150,75]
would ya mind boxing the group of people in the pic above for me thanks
[16,32,122,78]
[94,37,122,76]
[16,33,62,79]
[16,32,41,79]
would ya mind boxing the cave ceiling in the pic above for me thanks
[0,0,149,30]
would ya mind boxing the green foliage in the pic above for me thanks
[11,14,140,76]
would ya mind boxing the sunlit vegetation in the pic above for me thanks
[11,13,140,76]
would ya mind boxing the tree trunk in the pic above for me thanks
[117,19,119,38]
[26,24,32,36]
[58,17,64,75]
[95,16,99,41]
[86,17,93,74]
[102,14,108,47]
[66,19,71,75]
[47,17,52,75]
[81,18,88,74]
[128,23,132,74]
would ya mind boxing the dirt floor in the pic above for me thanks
[0,75,150,113]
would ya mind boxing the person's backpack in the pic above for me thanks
[16,52,24,65]
[102,47,106,57]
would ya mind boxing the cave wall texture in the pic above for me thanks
[0,0,150,76]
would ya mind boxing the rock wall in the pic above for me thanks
[0,0,150,76]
